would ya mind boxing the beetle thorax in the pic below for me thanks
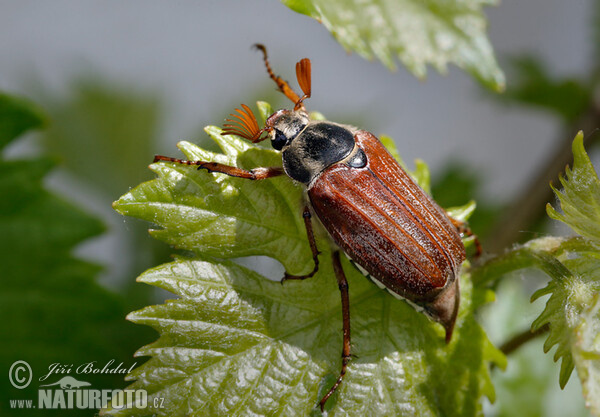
[278,119,357,185]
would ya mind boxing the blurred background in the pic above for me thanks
[1,1,598,416]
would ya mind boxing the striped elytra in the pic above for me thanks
[308,128,465,340]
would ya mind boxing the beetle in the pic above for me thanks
[153,45,480,412]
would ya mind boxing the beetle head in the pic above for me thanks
[265,109,310,150]
[221,50,312,147]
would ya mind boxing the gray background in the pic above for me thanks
[1,0,593,279]
[0,0,592,196]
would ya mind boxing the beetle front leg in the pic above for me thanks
[280,206,320,283]
[153,155,285,180]
[318,250,351,412]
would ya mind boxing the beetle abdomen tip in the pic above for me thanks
[423,276,460,343]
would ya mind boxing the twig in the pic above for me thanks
[499,323,550,357]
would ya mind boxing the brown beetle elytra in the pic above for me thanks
[153,45,479,412]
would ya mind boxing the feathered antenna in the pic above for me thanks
[221,104,267,142]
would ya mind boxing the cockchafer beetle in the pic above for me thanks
[153,44,480,412]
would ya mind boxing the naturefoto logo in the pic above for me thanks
[40,376,91,389]
[38,375,146,411]
[8,360,163,412]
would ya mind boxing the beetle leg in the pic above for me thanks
[318,250,351,412]
[281,206,320,282]
[449,217,482,258]
[153,155,284,180]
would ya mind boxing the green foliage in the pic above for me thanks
[431,163,503,238]
[281,0,505,91]
[0,92,47,151]
[501,57,592,123]
[473,237,600,413]
[485,280,589,417]
[0,92,146,416]
[547,132,600,242]
[474,132,600,414]
[38,79,161,197]
[109,106,503,416]
[528,237,599,389]
[36,78,173,301]
[573,292,600,416]
[115,126,311,275]
[534,132,600,408]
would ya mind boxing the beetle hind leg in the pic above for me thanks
[318,250,352,411]
[280,206,320,283]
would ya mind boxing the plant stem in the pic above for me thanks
[472,245,572,288]
[499,323,550,356]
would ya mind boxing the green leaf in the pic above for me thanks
[0,92,47,151]
[103,256,502,416]
[0,91,148,416]
[475,132,600,399]
[446,200,477,223]
[535,132,600,390]
[281,0,505,91]
[473,235,600,403]
[547,131,600,243]
[109,113,503,416]
[573,292,600,415]
[529,246,600,389]
[114,126,311,275]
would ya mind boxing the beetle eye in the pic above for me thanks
[272,129,288,150]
